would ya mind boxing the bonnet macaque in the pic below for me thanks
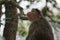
[26,9,54,40]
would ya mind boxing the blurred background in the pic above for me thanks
[0,0,60,40]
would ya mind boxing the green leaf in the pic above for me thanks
[27,21,31,26]
[27,0,41,2]
[27,0,35,2]
[42,7,49,16]
[56,13,60,19]
[20,29,27,36]
[46,0,50,2]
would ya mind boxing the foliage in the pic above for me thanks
[20,29,27,36]
[17,19,30,36]
[27,0,35,2]
[56,13,60,19]
[42,7,49,16]
[27,0,41,2]
[27,21,31,26]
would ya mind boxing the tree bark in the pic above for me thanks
[3,0,18,40]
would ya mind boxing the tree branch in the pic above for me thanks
[20,15,28,20]
[9,1,28,20]
[47,15,60,24]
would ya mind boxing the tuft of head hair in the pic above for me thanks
[32,9,41,14]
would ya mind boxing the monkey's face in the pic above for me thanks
[27,9,40,21]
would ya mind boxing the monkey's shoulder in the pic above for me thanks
[30,18,52,30]
[31,18,49,25]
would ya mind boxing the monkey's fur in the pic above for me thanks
[26,9,54,40]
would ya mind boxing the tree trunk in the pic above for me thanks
[0,5,2,27]
[3,0,18,40]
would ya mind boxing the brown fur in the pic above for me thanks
[26,9,54,40]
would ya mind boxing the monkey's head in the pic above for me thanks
[27,9,43,22]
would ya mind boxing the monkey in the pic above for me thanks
[26,9,54,40]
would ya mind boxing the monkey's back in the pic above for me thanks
[26,17,54,40]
